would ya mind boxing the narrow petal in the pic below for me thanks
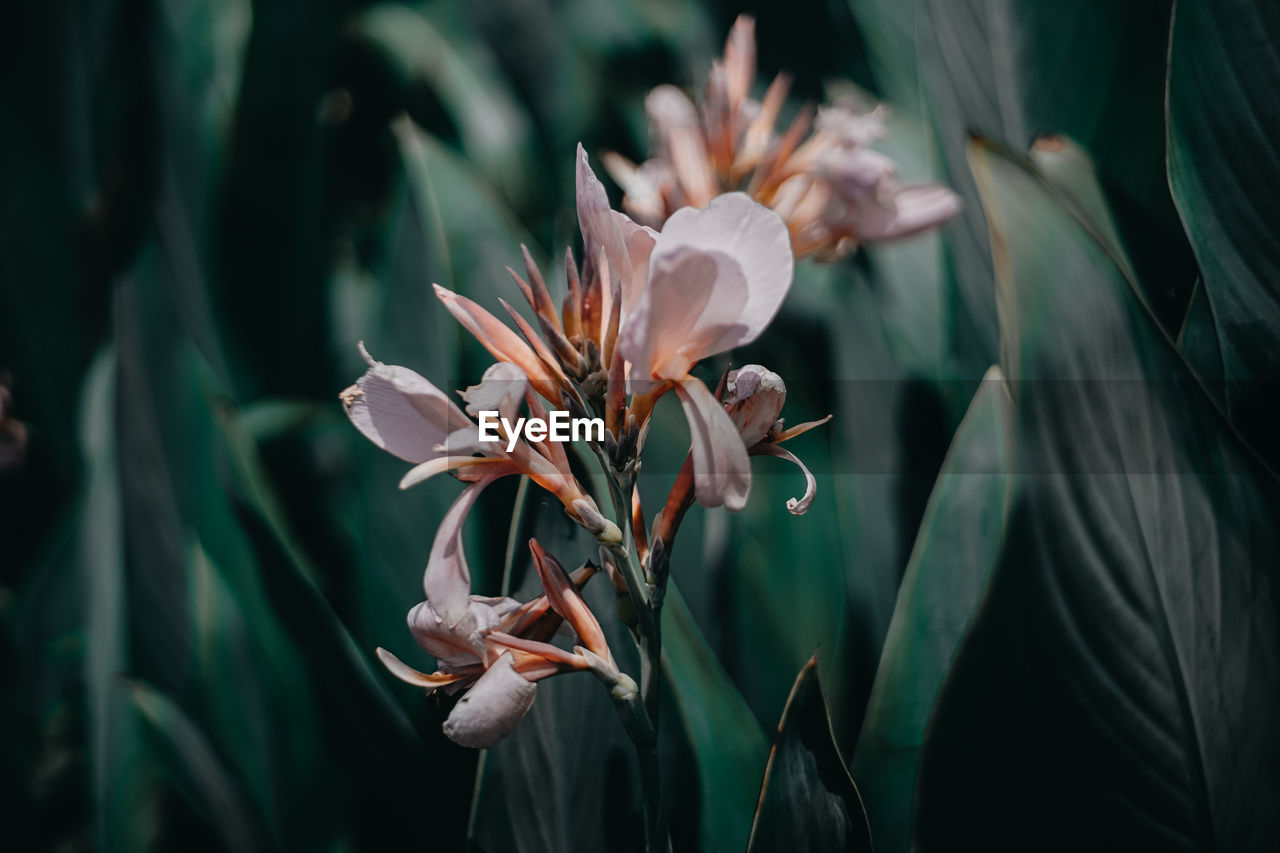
[399,456,504,491]
[674,378,751,511]
[442,652,538,748]
[774,413,833,443]
[577,144,642,310]
[425,472,506,626]
[376,647,477,691]
[341,346,471,463]
[433,284,562,400]
[529,540,611,660]
[649,193,793,354]
[750,443,819,516]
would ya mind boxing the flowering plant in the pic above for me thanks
[343,147,829,849]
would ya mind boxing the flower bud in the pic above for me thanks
[725,364,786,447]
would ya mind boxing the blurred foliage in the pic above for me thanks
[2,0,1278,850]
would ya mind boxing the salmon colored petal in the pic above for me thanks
[528,539,611,660]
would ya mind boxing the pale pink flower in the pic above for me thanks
[603,15,960,260]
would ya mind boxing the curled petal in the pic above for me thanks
[341,344,471,463]
[674,378,751,511]
[485,631,587,672]
[750,442,819,516]
[376,647,478,691]
[442,652,537,748]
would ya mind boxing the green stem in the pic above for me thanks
[608,680,669,853]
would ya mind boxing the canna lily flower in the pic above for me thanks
[340,345,620,543]
[376,539,625,748]
[578,144,794,511]
[602,15,960,260]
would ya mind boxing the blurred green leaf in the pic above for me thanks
[909,0,1190,362]
[128,679,267,852]
[663,581,769,853]
[915,138,1280,851]
[80,347,153,851]
[349,4,534,205]
[851,366,1011,853]
[747,658,871,853]
[1167,0,1280,467]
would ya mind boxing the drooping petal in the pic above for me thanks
[674,377,751,511]
[341,345,471,463]
[441,652,538,748]
[648,193,792,354]
[424,472,507,626]
[850,182,961,242]
[750,442,819,516]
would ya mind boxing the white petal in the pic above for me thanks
[424,478,496,626]
[674,378,751,511]
[617,246,740,379]
[649,193,792,352]
[461,362,528,424]
[442,652,538,748]
[343,352,472,464]
[851,182,961,242]
[577,144,644,312]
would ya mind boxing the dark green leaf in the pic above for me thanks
[851,366,1011,853]
[128,679,267,852]
[915,139,1280,852]
[1167,0,1280,466]
[747,657,871,853]
[664,581,770,853]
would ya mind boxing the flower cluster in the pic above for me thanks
[602,16,960,260]
[342,146,829,749]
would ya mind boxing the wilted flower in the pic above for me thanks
[603,15,960,260]
[378,539,626,747]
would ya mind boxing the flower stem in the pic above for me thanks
[600,467,669,852]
